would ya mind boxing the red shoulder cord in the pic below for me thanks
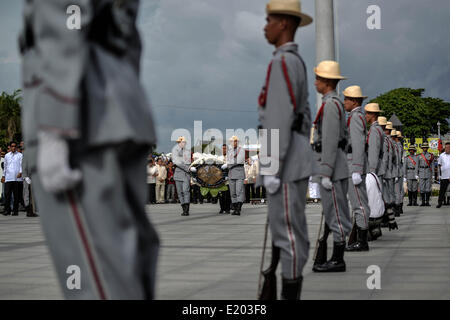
[258,61,273,108]
[408,156,416,166]
[281,55,297,112]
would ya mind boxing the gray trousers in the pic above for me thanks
[23,181,31,207]
[382,178,394,204]
[32,144,160,299]
[268,179,309,280]
[395,179,403,204]
[175,179,190,204]
[229,179,244,203]
[347,176,370,230]
[419,178,431,193]
[407,179,418,192]
[320,179,352,242]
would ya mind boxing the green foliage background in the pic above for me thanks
[0,90,22,149]
[370,88,449,139]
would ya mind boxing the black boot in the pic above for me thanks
[368,218,382,241]
[231,203,237,215]
[394,204,400,217]
[281,276,303,300]
[420,193,426,206]
[388,210,398,231]
[399,203,404,215]
[232,202,240,215]
[425,192,431,206]
[186,203,190,216]
[313,241,346,273]
[413,191,419,206]
[259,244,280,300]
[381,206,390,228]
[346,223,358,248]
[407,192,413,206]
[312,223,330,271]
[26,206,39,217]
[347,228,369,252]
[181,204,187,216]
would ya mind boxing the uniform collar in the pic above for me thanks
[350,106,362,115]
[273,42,298,56]
[323,90,337,100]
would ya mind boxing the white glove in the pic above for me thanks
[395,177,399,183]
[352,173,362,186]
[221,164,227,170]
[415,175,419,180]
[403,178,407,182]
[263,175,281,194]
[37,131,82,194]
[321,176,333,190]
[190,167,197,173]
[25,177,32,185]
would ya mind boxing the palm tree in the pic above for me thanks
[0,89,22,145]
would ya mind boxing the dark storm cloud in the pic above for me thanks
[0,0,448,152]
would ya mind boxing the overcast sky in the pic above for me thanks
[0,0,449,152]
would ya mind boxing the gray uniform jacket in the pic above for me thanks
[346,107,368,176]
[417,152,434,179]
[390,137,399,178]
[403,154,418,179]
[20,0,157,171]
[396,142,404,177]
[257,43,312,183]
[380,135,391,178]
[367,121,384,175]
[313,91,348,181]
[227,146,245,180]
[172,145,191,182]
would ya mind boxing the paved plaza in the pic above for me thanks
[0,198,449,300]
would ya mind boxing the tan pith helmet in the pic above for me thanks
[408,144,416,150]
[314,60,347,80]
[176,136,186,143]
[386,123,393,130]
[266,0,313,27]
[229,136,240,142]
[365,103,382,113]
[378,116,387,126]
[421,142,429,148]
[396,131,403,138]
[343,85,368,99]
[390,130,397,136]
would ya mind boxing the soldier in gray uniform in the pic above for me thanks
[222,136,245,216]
[365,106,384,240]
[257,0,313,299]
[312,60,351,273]
[418,142,434,206]
[393,131,405,215]
[404,145,419,206]
[342,86,370,252]
[172,136,191,216]
[20,0,160,299]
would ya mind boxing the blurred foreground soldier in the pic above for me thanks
[404,145,419,206]
[172,136,191,216]
[437,142,450,208]
[20,0,159,299]
[222,136,245,216]
[418,142,433,206]
[257,0,313,299]
[394,131,405,214]
[312,60,351,272]
[365,105,384,240]
[342,86,370,252]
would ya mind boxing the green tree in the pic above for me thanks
[0,89,22,148]
[369,88,449,139]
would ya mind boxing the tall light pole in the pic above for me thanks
[315,0,336,110]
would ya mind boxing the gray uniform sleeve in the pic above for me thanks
[319,100,340,177]
[31,0,92,138]
[368,126,381,173]
[349,115,366,174]
[260,57,295,174]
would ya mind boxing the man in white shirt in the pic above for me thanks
[155,158,167,204]
[437,142,450,208]
[1,142,23,216]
